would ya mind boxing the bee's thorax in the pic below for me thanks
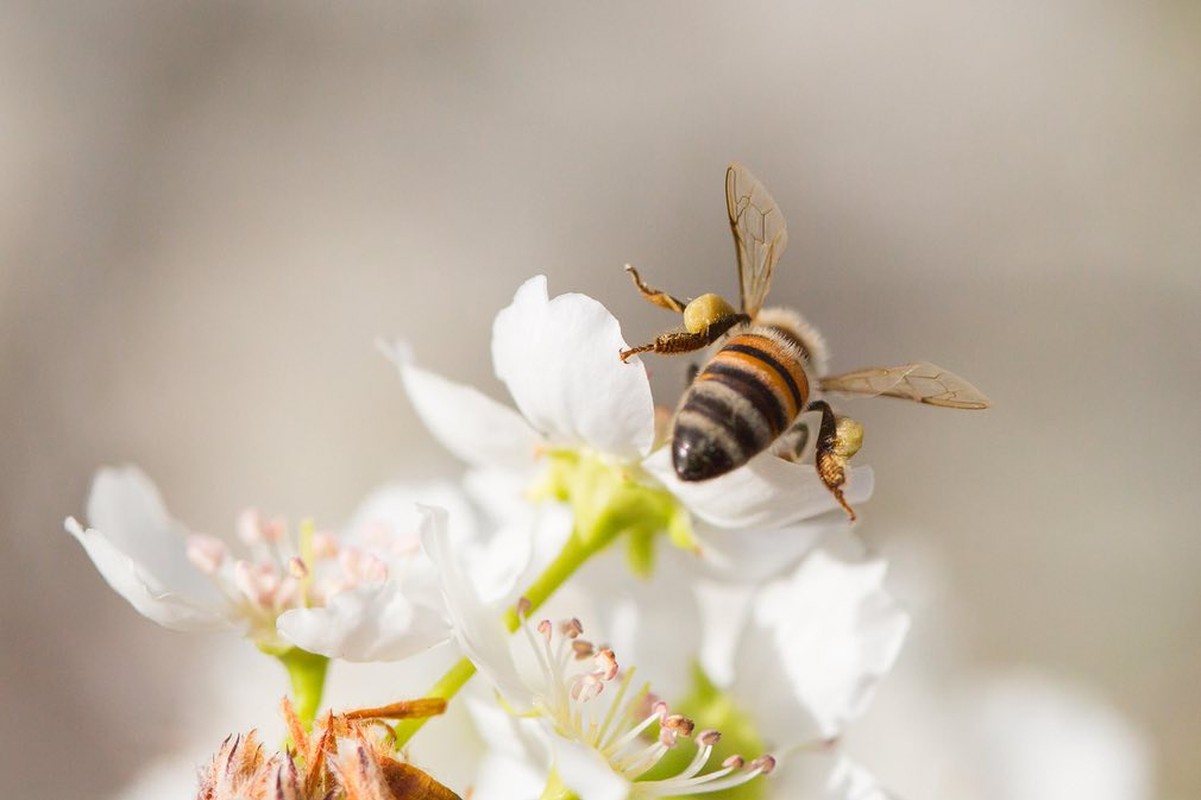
[752,306,830,378]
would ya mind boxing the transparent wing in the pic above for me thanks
[819,361,991,409]
[726,162,788,317]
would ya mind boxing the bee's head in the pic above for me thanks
[754,306,830,377]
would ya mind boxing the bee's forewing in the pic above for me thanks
[726,162,788,318]
[820,361,990,409]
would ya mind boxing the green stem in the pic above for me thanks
[394,527,609,748]
[277,648,330,730]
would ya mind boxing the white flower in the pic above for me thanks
[421,511,776,799]
[389,275,872,578]
[65,466,492,660]
[689,549,910,797]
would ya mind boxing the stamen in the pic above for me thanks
[572,640,596,659]
[287,557,309,579]
[515,596,532,618]
[312,531,339,559]
[237,509,263,545]
[750,755,776,775]
[662,714,694,738]
[187,535,227,574]
[594,648,618,681]
[262,517,287,543]
[561,618,583,638]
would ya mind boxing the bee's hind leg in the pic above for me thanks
[808,400,865,522]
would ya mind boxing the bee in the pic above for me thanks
[619,163,989,520]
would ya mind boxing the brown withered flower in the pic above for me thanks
[197,697,458,800]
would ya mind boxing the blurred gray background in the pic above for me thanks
[2,2,1198,798]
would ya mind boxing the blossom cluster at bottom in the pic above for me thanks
[68,275,912,800]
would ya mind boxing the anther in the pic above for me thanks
[237,509,263,545]
[537,620,552,641]
[312,531,339,559]
[750,755,777,774]
[594,647,619,681]
[572,640,595,659]
[262,517,287,542]
[515,597,532,618]
[287,557,309,579]
[662,715,695,737]
[561,618,584,638]
[722,755,745,770]
[186,535,227,574]
[696,729,721,747]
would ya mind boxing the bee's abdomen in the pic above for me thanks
[672,331,809,481]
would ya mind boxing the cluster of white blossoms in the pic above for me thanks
[67,275,908,800]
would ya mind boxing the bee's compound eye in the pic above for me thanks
[672,426,735,481]
[683,293,737,334]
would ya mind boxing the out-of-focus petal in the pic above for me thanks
[385,341,540,470]
[467,697,552,800]
[276,578,449,662]
[692,516,844,581]
[772,754,892,800]
[65,467,231,630]
[748,551,910,741]
[645,448,874,529]
[492,276,655,459]
[965,673,1153,800]
[344,480,479,551]
[420,506,532,710]
[66,517,232,631]
[555,739,632,800]
[824,756,892,799]
[694,579,756,688]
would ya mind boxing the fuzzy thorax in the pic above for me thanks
[753,306,830,378]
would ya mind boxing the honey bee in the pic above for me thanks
[619,163,989,520]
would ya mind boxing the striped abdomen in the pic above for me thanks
[672,329,810,481]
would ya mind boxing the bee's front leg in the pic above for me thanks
[808,400,865,521]
[619,329,718,362]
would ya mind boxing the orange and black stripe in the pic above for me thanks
[671,330,810,481]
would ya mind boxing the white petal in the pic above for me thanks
[465,503,572,606]
[746,551,910,741]
[567,546,702,694]
[420,506,532,710]
[963,672,1153,800]
[385,340,541,470]
[472,752,550,800]
[492,276,655,459]
[65,467,231,630]
[691,516,844,581]
[344,480,479,550]
[466,694,555,800]
[773,754,892,800]
[555,739,631,800]
[823,756,892,800]
[276,579,450,662]
[694,579,756,689]
[645,447,873,529]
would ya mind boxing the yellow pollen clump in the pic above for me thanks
[683,293,737,333]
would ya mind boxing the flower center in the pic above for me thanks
[645,664,773,800]
[531,450,696,576]
[185,509,389,646]
[516,603,774,798]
